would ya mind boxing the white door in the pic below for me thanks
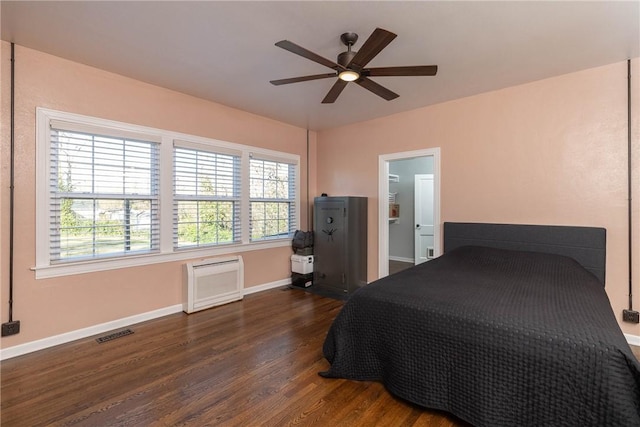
[414,174,434,265]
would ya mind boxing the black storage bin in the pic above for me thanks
[291,272,313,288]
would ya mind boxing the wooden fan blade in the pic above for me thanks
[348,28,397,71]
[366,65,438,77]
[356,77,399,101]
[270,73,337,86]
[275,40,343,71]
[322,79,348,104]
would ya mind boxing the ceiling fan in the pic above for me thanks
[270,28,438,104]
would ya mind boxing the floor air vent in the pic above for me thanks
[96,328,134,343]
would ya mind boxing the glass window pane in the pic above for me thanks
[173,146,240,248]
[50,127,159,262]
[249,158,296,242]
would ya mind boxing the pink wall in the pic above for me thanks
[0,42,316,348]
[1,39,638,350]
[317,59,640,334]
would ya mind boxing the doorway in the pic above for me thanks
[378,148,440,278]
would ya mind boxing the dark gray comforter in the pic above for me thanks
[321,246,640,426]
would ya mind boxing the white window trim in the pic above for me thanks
[35,108,300,279]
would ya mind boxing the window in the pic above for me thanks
[173,143,241,249]
[249,157,297,241]
[36,109,300,278]
[49,121,160,262]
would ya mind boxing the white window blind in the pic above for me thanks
[249,157,297,241]
[173,144,242,249]
[49,124,160,262]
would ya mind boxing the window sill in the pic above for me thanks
[33,239,291,279]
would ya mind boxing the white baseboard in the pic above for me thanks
[625,333,640,347]
[0,304,183,361]
[9,277,633,361]
[0,278,292,361]
[389,255,414,263]
[243,278,291,295]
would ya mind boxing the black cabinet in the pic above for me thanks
[313,196,367,297]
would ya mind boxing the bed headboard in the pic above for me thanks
[443,222,607,285]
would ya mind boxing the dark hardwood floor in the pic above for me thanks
[389,260,414,275]
[1,288,468,427]
[3,287,639,426]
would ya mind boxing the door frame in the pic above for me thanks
[378,148,441,279]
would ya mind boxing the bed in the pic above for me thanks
[320,222,640,426]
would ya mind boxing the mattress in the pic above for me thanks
[320,246,640,426]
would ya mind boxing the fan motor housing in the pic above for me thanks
[338,50,357,68]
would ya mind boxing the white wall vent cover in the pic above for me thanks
[183,255,244,314]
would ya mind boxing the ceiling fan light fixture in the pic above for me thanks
[272,28,437,103]
[338,70,360,82]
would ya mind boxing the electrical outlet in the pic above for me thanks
[623,309,640,324]
[1,320,21,336]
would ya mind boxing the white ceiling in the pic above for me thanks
[1,1,639,131]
